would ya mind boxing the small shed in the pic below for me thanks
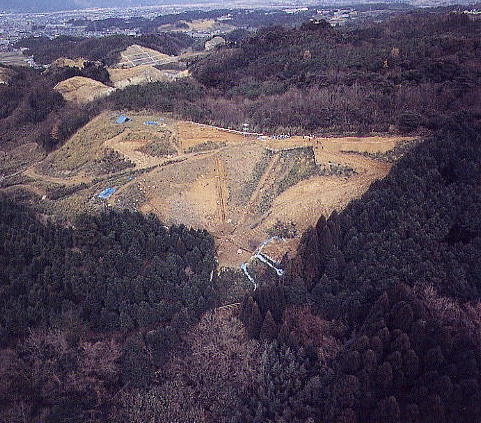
[116,115,130,124]
[98,187,116,199]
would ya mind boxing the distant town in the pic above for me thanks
[1,2,480,68]
[0,3,412,67]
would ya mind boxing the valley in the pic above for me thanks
[1,6,481,423]
[0,110,415,267]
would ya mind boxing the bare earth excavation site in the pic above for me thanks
[6,110,415,268]
[1,5,481,423]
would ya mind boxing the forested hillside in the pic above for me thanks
[0,198,217,421]
[99,12,481,135]
[0,65,99,153]
[187,12,481,133]
[239,123,481,423]
[1,8,481,423]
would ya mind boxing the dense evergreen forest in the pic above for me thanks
[239,123,481,423]
[0,199,217,421]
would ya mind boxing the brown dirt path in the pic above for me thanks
[214,155,228,223]
[23,166,93,186]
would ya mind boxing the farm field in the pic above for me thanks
[0,50,32,66]
[0,111,416,267]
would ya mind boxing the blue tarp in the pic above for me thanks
[144,121,159,126]
[116,115,129,124]
[98,187,116,199]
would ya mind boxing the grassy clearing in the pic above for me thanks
[257,147,316,213]
[39,113,124,175]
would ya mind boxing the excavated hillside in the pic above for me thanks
[108,65,188,89]
[0,110,417,268]
[54,76,115,103]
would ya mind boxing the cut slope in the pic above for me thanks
[4,111,415,268]
[54,76,115,104]
[107,65,188,89]
[51,57,86,69]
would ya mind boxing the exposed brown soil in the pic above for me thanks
[2,111,416,268]
[54,76,115,104]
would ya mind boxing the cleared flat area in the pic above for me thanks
[117,44,173,68]
[1,111,416,267]
[54,76,115,103]
[115,44,205,69]
[0,51,30,66]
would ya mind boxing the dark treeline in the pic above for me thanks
[239,123,481,422]
[99,11,481,135]
[0,197,217,421]
[103,78,206,115]
[0,65,99,152]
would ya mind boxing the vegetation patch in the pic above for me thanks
[266,220,298,238]
[237,149,273,204]
[257,147,348,214]
[39,114,125,176]
[0,173,34,188]
[46,182,89,200]
[347,138,422,162]
[114,183,147,211]
[317,161,356,177]
[135,131,177,157]
[185,140,226,153]
[92,148,134,175]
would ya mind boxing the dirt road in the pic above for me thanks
[214,155,228,223]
